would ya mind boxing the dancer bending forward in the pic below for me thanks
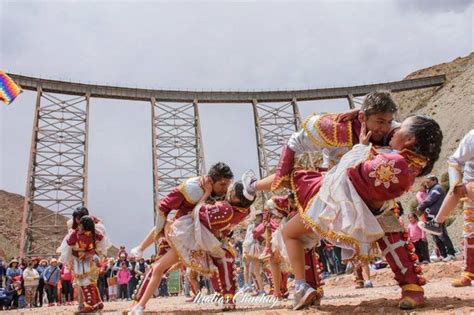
[129,181,254,314]
[244,115,442,310]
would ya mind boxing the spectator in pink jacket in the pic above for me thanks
[60,264,74,305]
[116,262,131,300]
[407,213,430,264]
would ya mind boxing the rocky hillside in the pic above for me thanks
[0,190,117,260]
[393,52,473,172]
[392,52,473,246]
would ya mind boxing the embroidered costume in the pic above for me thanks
[272,113,398,191]
[166,201,251,306]
[291,144,427,309]
[66,223,107,312]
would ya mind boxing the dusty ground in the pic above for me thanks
[2,261,473,314]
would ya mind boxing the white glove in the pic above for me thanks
[130,246,144,259]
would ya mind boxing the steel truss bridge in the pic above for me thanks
[8,73,446,257]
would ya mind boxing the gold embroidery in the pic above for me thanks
[368,158,402,189]
[400,149,428,170]
[271,174,290,192]
[289,170,377,263]
[207,204,233,226]
[165,225,217,276]
[272,197,290,214]
[314,114,353,148]
[178,177,203,204]
[302,114,327,147]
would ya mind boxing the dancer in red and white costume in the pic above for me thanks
[420,129,474,287]
[65,215,109,313]
[57,207,111,313]
[128,180,254,314]
[243,92,400,195]
[260,194,325,303]
[245,116,443,310]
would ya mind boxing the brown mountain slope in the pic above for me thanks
[393,52,473,171]
[392,52,473,246]
[0,190,117,260]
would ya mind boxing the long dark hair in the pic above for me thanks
[408,115,443,176]
[80,215,96,250]
[72,206,89,229]
[231,181,255,208]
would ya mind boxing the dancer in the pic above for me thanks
[242,91,399,196]
[240,210,264,294]
[129,180,255,314]
[246,115,442,310]
[57,206,111,312]
[420,129,474,286]
[128,163,233,310]
[242,210,266,296]
[65,215,109,312]
[130,162,233,259]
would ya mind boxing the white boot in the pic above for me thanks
[130,246,144,259]
[128,304,145,315]
[241,170,257,200]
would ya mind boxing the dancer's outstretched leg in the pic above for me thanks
[128,249,179,314]
[243,144,296,197]
[282,214,318,310]
[131,227,157,258]
[241,170,275,199]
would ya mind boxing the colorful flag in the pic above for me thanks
[0,70,22,105]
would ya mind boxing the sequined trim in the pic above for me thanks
[400,149,428,172]
[271,174,290,192]
[165,222,217,276]
[290,171,376,263]
[313,114,353,148]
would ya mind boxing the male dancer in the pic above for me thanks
[129,181,255,313]
[242,91,399,195]
[131,162,234,259]
[281,116,442,310]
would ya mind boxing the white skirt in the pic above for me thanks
[166,209,224,275]
[57,220,112,264]
[300,144,386,261]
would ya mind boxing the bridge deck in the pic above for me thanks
[8,73,445,103]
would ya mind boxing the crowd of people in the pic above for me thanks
[2,92,472,314]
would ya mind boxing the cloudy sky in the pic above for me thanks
[0,0,472,256]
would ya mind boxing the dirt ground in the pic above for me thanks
[2,260,473,315]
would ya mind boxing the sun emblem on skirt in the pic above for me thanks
[369,159,402,188]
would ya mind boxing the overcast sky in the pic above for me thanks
[0,0,472,256]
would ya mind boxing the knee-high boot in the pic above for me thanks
[79,284,103,313]
[304,248,324,305]
[453,207,474,287]
[213,249,237,310]
[132,265,154,303]
[377,232,426,310]
[280,271,289,298]
[354,266,364,288]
